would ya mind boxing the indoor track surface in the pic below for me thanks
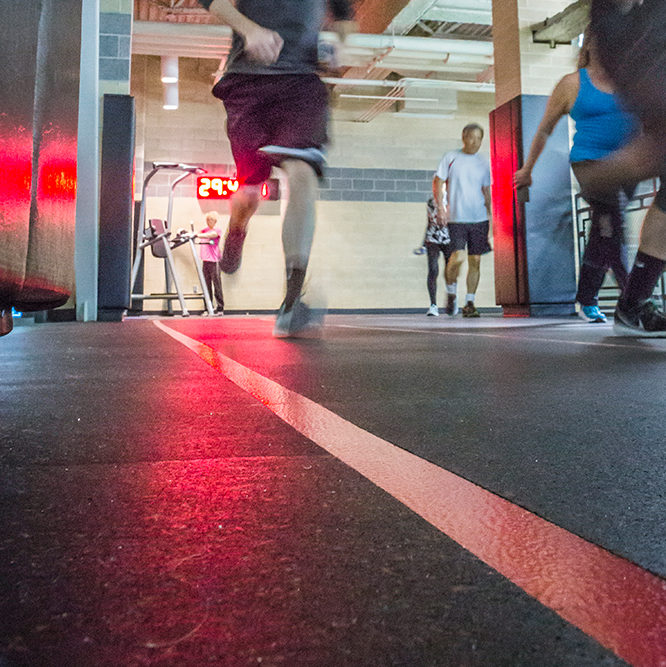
[2,314,666,667]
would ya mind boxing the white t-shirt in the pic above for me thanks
[435,150,491,223]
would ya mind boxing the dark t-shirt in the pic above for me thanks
[197,0,352,75]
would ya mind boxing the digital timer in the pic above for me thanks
[196,177,280,201]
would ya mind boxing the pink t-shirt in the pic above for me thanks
[199,227,221,262]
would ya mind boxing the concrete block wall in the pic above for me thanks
[99,1,132,92]
[518,0,579,96]
[131,55,498,313]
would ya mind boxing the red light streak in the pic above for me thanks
[155,319,666,667]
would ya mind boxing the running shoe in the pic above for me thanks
[462,301,480,318]
[445,294,458,316]
[220,228,247,274]
[614,299,666,337]
[273,298,323,338]
[427,304,439,317]
[259,146,326,177]
[578,305,607,323]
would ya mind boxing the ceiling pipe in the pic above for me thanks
[322,77,495,93]
[132,21,494,58]
[337,32,494,56]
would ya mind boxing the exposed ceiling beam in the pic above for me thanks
[385,0,492,35]
[423,7,492,25]
[532,0,590,47]
[353,0,412,34]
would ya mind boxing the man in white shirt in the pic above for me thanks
[432,124,493,317]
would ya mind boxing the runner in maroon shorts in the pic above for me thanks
[197,0,355,337]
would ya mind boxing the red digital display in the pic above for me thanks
[197,177,279,200]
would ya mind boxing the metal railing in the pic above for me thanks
[574,178,666,311]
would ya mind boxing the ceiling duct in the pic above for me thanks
[397,85,458,116]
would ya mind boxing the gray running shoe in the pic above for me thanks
[220,228,246,274]
[614,299,666,337]
[273,298,323,338]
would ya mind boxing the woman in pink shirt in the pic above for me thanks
[198,211,224,314]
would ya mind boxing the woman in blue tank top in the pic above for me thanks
[514,32,639,323]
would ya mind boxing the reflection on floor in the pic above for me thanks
[1,314,664,666]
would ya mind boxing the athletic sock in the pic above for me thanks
[283,267,306,312]
[620,251,666,309]
[446,283,457,295]
[465,293,475,304]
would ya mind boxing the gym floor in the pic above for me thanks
[1,314,665,667]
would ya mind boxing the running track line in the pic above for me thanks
[329,322,666,350]
[154,319,666,667]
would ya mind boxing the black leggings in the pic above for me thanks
[426,242,451,305]
[575,188,632,307]
[203,260,224,310]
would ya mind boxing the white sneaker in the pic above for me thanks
[427,304,439,317]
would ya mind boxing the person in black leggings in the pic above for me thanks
[424,197,453,316]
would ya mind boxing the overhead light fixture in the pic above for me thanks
[163,81,179,110]
[161,55,179,83]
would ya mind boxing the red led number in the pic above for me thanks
[197,177,273,200]
[197,177,239,199]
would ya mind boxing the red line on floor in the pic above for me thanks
[154,319,666,667]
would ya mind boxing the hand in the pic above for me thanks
[513,167,532,189]
[242,24,283,65]
[332,20,358,42]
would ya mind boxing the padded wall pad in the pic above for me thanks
[0,0,41,309]
[14,0,81,312]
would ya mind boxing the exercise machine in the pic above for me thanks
[131,162,216,317]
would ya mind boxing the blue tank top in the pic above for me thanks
[569,68,638,163]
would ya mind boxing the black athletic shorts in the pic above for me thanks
[447,221,492,255]
[213,73,328,185]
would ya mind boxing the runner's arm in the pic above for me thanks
[203,0,283,65]
[513,73,577,188]
[432,175,448,226]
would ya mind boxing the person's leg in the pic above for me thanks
[461,254,481,317]
[229,186,262,234]
[444,250,464,286]
[201,261,214,313]
[576,205,612,308]
[279,157,318,312]
[426,243,440,307]
[461,221,490,317]
[605,195,630,293]
[220,186,262,274]
[211,262,224,312]
[215,75,272,274]
[466,254,481,295]
[444,250,464,315]
[614,195,666,334]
